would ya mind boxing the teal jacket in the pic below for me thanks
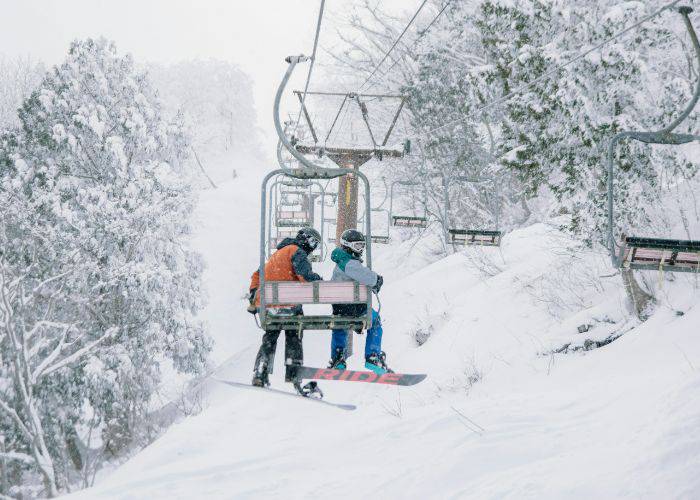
[330,247,378,287]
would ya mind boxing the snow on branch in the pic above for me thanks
[32,326,117,381]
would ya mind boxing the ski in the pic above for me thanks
[295,366,427,386]
[214,379,357,411]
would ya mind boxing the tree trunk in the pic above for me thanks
[66,429,84,471]
[621,268,654,320]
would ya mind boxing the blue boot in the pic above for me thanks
[328,347,347,370]
[365,351,393,375]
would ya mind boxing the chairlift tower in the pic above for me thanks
[291,89,409,241]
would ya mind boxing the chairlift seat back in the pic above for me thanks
[449,229,502,247]
[276,210,311,227]
[392,215,428,228]
[280,180,312,188]
[618,236,700,272]
[371,235,391,244]
[277,210,310,219]
[261,281,372,331]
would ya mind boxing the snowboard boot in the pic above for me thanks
[293,380,324,399]
[365,351,393,375]
[251,366,270,387]
[252,348,273,387]
[328,347,347,370]
[285,358,302,383]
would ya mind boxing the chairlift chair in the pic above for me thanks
[257,54,376,333]
[267,165,332,260]
[447,176,503,247]
[260,167,374,332]
[617,236,700,271]
[606,6,700,273]
[369,208,391,243]
[389,180,428,228]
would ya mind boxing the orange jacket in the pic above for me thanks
[249,238,321,307]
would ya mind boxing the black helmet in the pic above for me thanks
[339,229,366,258]
[296,227,321,254]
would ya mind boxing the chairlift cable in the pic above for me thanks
[366,0,454,91]
[417,0,684,139]
[359,0,430,91]
[293,0,326,136]
[328,97,352,147]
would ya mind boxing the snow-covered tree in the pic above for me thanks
[0,55,45,131]
[149,59,263,184]
[389,0,698,244]
[0,38,210,496]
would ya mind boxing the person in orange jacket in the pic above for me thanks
[248,227,322,390]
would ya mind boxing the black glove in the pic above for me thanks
[247,288,258,315]
[373,275,384,293]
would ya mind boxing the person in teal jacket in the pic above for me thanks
[328,229,392,374]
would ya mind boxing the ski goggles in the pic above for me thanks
[306,235,320,250]
[341,239,366,254]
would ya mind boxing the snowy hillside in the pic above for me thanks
[4,2,700,498]
[68,173,700,500]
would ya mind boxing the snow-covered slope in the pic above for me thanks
[69,175,700,499]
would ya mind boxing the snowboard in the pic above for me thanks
[295,366,427,386]
[214,379,357,411]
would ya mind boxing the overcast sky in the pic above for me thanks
[0,0,422,156]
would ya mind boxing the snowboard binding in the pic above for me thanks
[293,380,324,399]
[328,348,347,370]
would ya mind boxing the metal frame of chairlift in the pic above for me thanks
[267,180,319,256]
[291,90,410,163]
[448,175,503,247]
[370,208,391,243]
[269,131,336,262]
[606,6,700,273]
[390,180,429,228]
[257,54,374,333]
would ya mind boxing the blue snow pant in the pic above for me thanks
[331,309,382,359]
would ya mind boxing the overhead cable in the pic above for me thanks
[359,0,430,91]
[293,0,326,135]
[366,0,454,91]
